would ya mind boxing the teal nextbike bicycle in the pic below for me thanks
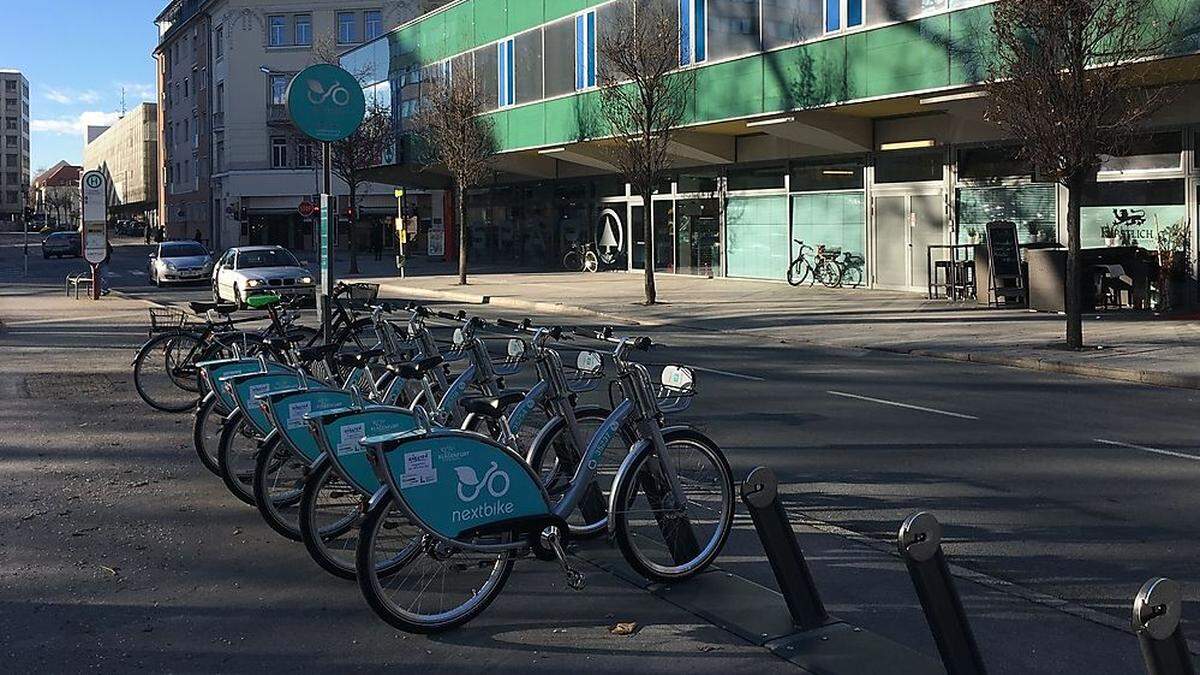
[352,328,735,633]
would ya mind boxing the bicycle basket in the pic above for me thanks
[148,307,196,334]
[345,283,380,302]
[564,349,606,394]
[486,337,528,377]
[656,365,696,415]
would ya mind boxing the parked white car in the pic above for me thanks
[211,245,315,306]
[149,240,213,286]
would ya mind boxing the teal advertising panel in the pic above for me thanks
[230,373,323,436]
[268,389,356,463]
[322,408,419,494]
[725,196,789,280]
[791,192,866,269]
[208,361,294,413]
[382,432,550,541]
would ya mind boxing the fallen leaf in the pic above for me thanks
[609,622,637,636]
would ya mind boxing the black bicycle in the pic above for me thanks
[787,240,842,288]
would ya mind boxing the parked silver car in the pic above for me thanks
[149,240,213,286]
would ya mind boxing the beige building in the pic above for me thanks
[0,69,31,224]
[82,103,160,226]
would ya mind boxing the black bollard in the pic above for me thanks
[898,512,987,675]
[741,466,828,630]
[1134,577,1196,675]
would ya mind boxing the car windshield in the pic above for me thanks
[161,243,208,257]
[237,249,300,269]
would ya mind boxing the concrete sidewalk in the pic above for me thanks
[361,270,1200,389]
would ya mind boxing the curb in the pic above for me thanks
[374,281,1200,391]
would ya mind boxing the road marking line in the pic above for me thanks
[1094,438,1200,462]
[687,365,765,382]
[827,390,979,420]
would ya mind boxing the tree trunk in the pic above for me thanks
[1064,176,1084,349]
[642,187,657,305]
[347,186,360,275]
[457,182,468,286]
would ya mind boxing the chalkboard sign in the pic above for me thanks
[986,221,1022,279]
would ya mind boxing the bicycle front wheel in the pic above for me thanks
[562,251,581,272]
[191,395,225,476]
[217,411,270,506]
[356,493,513,634]
[299,461,365,580]
[611,427,734,583]
[786,260,810,287]
[252,441,309,541]
[583,251,599,273]
[816,260,844,289]
[133,331,205,412]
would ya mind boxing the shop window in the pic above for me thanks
[679,0,707,66]
[790,161,864,191]
[762,0,823,49]
[708,0,761,60]
[874,150,943,183]
[957,145,1032,181]
[677,172,720,194]
[1080,179,1185,249]
[957,185,1056,245]
[575,11,597,90]
[793,192,867,280]
[728,164,786,191]
[496,39,515,108]
[1098,132,1182,175]
[726,196,789,279]
[544,18,576,98]
[515,31,542,105]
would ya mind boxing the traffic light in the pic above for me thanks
[239,204,248,222]
[343,205,357,222]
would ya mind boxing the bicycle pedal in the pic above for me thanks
[565,568,586,591]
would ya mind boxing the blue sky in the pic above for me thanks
[0,2,160,174]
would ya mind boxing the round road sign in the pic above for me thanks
[286,64,366,142]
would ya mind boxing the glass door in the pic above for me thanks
[675,198,720,276]
[630,201,674,272]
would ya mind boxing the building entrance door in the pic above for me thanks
[872,190,946,291]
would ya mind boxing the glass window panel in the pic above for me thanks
[1099,132,1182,174]
[825,0,840,31]
[576,15,587,90]
[515,30,542,104]
[790,161,865,191]
[1079,179,1185,250]
[596,2,628,83]
[793,192,867,278]
[545,18,575,97]
[848,0,864,26]
[868,0,947,26]
[762,0,823,48]
[726,196,789,279]
[957,185,1057,245]
[728,164,786,191]
[295,15,311,45]
[473,45,498,112]
[708,0,760,60]
[675,198,721,275]
[874,150,942,183]
[957,145,1032,181]
[679,0,692,64]
[365,10,383,41]
[269,16,286,46]
[587,12,597,86]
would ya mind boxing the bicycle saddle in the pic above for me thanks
[189,300,237,315]
[335,348,386,369]
[460,390,526,419]
[387,355,444,380]
[263,335,307,353]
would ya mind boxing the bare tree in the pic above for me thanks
[596,2,694,305]
[984,0,1179,348]
[413,76,497,286]
[330,102,394,274]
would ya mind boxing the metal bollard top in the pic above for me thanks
[1133,577,1182,640]
[741,466,778,509]
[898,511,942,563]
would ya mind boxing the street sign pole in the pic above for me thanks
[395,188,406,279]
[81,170,109,300]
[318,142,335,341]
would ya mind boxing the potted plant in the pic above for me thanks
[1154,219,1190,313]
[1100,224,1118,247]
[966,227,980,245]
[1025,221,1042,243]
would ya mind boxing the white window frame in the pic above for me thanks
[364,10,383,41]
[497,38,515,108]
[268,15,287,47]
[294,14,312,46]
[679,0,707,66]
[338,12,359,45]
[271,137,288,168]
[574,10,597,91]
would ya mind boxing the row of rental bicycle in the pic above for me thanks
[131,284,734,633]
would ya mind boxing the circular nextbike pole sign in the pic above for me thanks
[286,64,366,142]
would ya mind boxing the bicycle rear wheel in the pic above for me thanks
[191,395,225,476]
[583,250,599,273]
[133,331,205,412]
[610,428,734,583]
[217,411,271,506]
[356,494,513,634]
[562,250,581,272]
[816,259,844,289]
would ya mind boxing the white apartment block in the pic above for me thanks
[0,69,31,223]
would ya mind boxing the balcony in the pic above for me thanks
[267,104,292,127]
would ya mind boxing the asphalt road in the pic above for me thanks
[2,231,1198,673]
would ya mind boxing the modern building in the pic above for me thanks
[0,69,31,225]
[30,161,81,227]
[155,0,451,252]
[155,0,214,244]
[343,0,1200,293]
[82,103,160,227]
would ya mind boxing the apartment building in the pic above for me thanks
[155,0,450,252]
[0,69,31,224]
[31,161,81,227]
[343,0,1200,288]
[155,0,213,243]
[82,103,160,227]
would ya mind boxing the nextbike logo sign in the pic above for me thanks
[451,461,515,524]
[286,64,366,143]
